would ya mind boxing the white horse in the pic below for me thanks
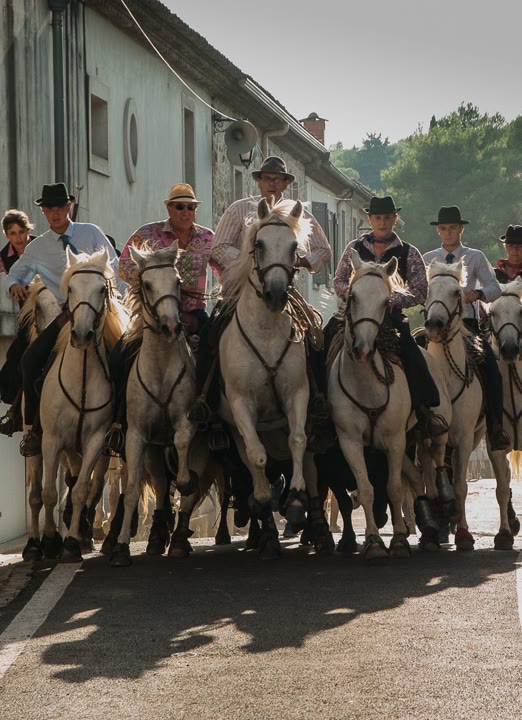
[109,244,222,567]
[328,251,443,562]
[39,248,129,561]
[486,278,522,549]
[424,260,486,550]
[218,198,332,559]
[14,278,62,561]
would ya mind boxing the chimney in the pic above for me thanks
[299,112,327,145]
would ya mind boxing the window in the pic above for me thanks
[89,77,110,176]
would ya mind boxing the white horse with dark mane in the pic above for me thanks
[108,244,222,567]
[424,260,486,550]
[218,198,332,559]
[486,278,522,548]
[328,251,447,562]
[39,248,129,561]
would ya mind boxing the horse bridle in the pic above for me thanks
[65,269,111,334]
[424,272,463,338]
[249,221,298,298]
[138,263,181,333]
[345,271,389,349]
[488,292,522,346]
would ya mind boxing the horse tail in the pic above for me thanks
[508,450,522,481]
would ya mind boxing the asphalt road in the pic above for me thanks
[1,478,521,720]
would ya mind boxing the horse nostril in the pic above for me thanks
[85,330,94,343]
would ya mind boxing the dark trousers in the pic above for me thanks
[0,328,29,404]
[21,314,64,426]
[463,319,503,430]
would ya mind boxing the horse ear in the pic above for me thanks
[66,246,77,266]
[128,245,145,271]
[290,200,303,219]
[258,197,270,220]
[351,248,362,270]
[385,256,398,276]
[170,239,179,260]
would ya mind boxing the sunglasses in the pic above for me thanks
[170,203,197,211]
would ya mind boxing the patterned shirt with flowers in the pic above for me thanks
[119,220,219,312]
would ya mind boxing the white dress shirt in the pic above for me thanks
[6,221,126,304]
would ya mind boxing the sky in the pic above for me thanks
[162,0,521,149]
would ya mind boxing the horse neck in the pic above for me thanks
[341,319,388,383]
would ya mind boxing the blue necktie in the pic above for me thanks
[446,253,455,264]
[59,234,78,254]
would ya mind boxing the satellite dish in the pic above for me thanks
[224,120,258,155]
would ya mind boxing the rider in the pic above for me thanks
[423,205,510,451]
[495,225,522,284]
[4,182,124,457]
[104,182,219,455]
[189,155,332,425]
[332,194,447,437]
[0,209,37,430]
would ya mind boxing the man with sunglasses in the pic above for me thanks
[105,183,219,455]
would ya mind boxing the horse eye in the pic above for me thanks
[143,280,152,292]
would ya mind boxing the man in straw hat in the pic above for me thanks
[2,182,123,456]
[424,205,509,451]
[333,194,448,438]
[495,224,522,284]
[104,182,219,455]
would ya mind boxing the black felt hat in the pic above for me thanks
[364,195,401,215]
[34,182,75,207]
[500,225,522,244]
[429,206,469,225]
[251,156,295,182]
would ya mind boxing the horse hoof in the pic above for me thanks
[285,504,306,530]
[62,536,83,563]
[100,534,117,557]
[146,540,167,556]
[92,527,106,542]
[110,542,132,567]
[214,531,232,546]
[336,535,359,554]
[455,528,475,551]
[80,539,95,555]
[22,537,43,562]
[363,534,388,564]
[168,536,193,558]
[258,532,281,560]
[418,526,440,553]
[41,531,64,559]
[494,529,515,551]
[311,524,335,554]
[389,532,412,559]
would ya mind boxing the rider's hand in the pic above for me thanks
[9,284,29,302]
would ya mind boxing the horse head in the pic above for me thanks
[346,250,397,362]
[424,260,465,343]
[128,243,182,340]
[488,278,522,362]
[19,276,61,342]
[63,247,113,349]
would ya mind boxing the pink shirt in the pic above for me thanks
[119,220,219,312]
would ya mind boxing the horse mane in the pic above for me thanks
[501,278,522,299]
[55,248,129,353]
[221,199,312,302]
[18,276,47,343]
[123,244,179,347]
[349,259,408,298]
[426,259,468,287]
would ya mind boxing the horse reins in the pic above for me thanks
[60,269,113,452]
[250,220,298,297]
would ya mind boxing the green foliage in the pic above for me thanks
[330,133,398,191]
[381,103,522,260]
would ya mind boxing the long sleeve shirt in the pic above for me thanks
[423,244,502,319]
[333,233,428,309]
[5,222,124,304]
[119,219,219,312]
[210,195,332,278]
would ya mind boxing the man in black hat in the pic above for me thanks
[332,195,447,437]
[423,205,509,451]
[495,225,522,283]
[2,182,124,456]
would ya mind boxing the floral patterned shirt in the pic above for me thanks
[119,220,219,312]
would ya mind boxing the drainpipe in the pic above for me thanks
[48,0,71,182]
[260,123,289,158]
[6,0,17,206]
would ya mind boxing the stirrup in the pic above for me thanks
[187,397,211,426]
[19,429,42,457]
[209,422,229,452]
[103,423,125,456]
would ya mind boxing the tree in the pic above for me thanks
[329,134,398,191]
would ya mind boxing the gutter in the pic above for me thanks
[48,0,72,181]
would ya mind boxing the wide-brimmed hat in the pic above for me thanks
[364,195,401,215]
[251,156,295,182]
[163,183,202,206]
[34,182,75,207]
[429,206,469,225]
[500,225,522,244]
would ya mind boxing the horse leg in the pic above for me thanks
[401,452,440,552]
[302,453,334,554]
[41,436,64,559]
[143,446,171,557]
[337,433,387,563]
[215,475,232,545]
[172,416,198,496]
[283,395,309,528]
[488,448,514,550]
[385,444,411,559]
[451,442,475,550]
[82,454,110,550]
[23,454,44,561]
